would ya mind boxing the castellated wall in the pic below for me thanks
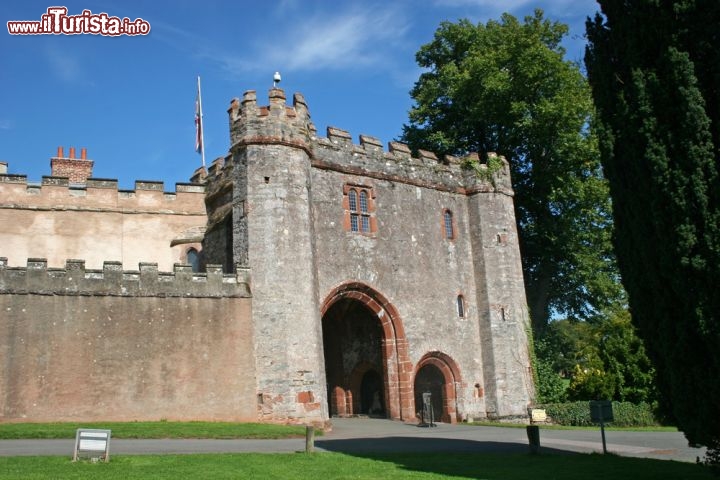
[0,175,207,271]
[0,258,256,423]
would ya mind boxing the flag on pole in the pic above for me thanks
[195,76,206,167]
[194,95,202,154]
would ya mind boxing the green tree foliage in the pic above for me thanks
[537,312,655,403]
[402,11,624,330]
[534,359,567,404]
[595,309,656,403]
[585,0,720,448]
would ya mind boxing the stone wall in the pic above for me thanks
[0,175,207,271]
[0,259,256,422]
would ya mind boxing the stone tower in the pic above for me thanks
[204,88,327,423]
[465,155,535,417]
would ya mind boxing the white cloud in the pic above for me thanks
[0,119,13,130]
[266,8,409,71]
[153,6,410,77]
[432,0,595,20]
[44,45,94,86]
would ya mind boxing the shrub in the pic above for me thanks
[538,401,662,427]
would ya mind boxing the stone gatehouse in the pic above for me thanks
[0,87,534,425]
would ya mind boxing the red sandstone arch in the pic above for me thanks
[321,282,414,421]
[414,352,462,424]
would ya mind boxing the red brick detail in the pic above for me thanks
[331,386,346,416]
[321,282,412,421]
[50,157,94,184]
[348,361,377,414]
[297,391,314,404]
[345,390,353,416]
[414,352,463,424]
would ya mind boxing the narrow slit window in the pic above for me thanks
[457,295,465,318]
[443,210,455,239]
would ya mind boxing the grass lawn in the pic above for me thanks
[0,452,714,479]
[0,421,307,440]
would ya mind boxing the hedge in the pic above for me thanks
[537,401,662,427]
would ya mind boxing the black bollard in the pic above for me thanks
[526,425,540,454]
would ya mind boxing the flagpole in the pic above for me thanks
[197,75,206,168]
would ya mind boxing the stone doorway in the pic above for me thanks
[413,352,462,423]
[414,364,444,422]
[320,282,413,421]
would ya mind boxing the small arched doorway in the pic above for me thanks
[414,364,444,422]
[320,282,413,421]
[414,352,462,423]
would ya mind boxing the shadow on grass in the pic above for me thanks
[317,436,569,455]
[316,437,713,479]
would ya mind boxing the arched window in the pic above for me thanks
[186,247,200,272]
[359,190,370,232]
[457,295,465,318]
[348,189,359,232]
[359,190,368,213]
[343,183,376,234]
[443,209,455,239]
[349,189,358,211]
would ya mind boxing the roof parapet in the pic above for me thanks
[0,257,250,298]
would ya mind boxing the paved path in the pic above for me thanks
[0,418,706,463]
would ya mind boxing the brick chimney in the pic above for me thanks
[50,146,94,184]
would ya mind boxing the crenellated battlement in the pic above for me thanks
[0,257,250,297]
[312,126,512,195]
[221,88,513,196]
[0,174,206,214]
[228,88,316,154]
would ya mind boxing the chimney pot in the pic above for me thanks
[69,147,76,159]
[80,147,87,160]
[57,146,64,158]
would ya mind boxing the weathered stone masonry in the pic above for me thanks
[203,87,535,424]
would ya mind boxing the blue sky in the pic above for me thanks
[1,0,599,189]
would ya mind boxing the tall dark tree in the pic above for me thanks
[402,10,624,330]
[586,0,720,449]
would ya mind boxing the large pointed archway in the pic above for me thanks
[321,282,413,421]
